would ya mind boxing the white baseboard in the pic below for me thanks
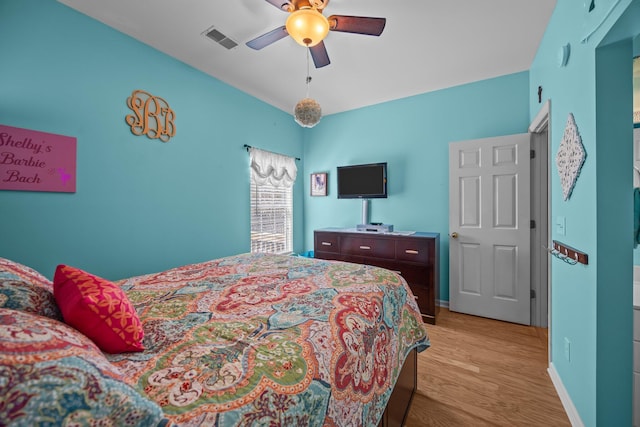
[547,362,584,427]
[436,299,449,308]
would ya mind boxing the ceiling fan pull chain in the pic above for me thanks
[305,47,312,98]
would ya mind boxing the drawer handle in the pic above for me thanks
[359,245,371,250]
[321,242,332,246]
[405,249,419,255]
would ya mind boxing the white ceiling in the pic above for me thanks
[58,0,557,116]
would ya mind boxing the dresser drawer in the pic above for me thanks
[399,267,433,317]
[341,236,395,259]
[635,341,640,373]
[396,239,430,263]
[407,283,433,320]
[383,264,427,286]
[635,309,640,341]
[372,262,433,319]
[315,233,340,254]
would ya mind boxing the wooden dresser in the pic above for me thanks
[314,228,440,324]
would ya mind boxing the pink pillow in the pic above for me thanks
[53,265,144,354]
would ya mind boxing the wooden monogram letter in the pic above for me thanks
[125,90,176,142]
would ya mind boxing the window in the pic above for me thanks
[250,181,292,253]
[249,147,297,254]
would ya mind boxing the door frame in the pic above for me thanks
[529,100,552,361]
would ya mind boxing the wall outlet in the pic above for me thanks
[564,337,571,362]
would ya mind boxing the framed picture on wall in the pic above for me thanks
[311,172,327,196]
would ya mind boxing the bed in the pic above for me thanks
[0,252,429,426]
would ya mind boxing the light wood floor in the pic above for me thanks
[405,308,570,426]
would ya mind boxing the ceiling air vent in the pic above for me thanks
[204,26,238,50]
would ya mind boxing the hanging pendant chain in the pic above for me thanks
[305,48,312,98]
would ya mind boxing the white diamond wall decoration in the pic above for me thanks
[556,113,586,201]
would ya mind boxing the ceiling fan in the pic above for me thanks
[246,0,386,68]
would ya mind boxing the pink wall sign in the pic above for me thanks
[0,124,77,193]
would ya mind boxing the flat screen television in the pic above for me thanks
[337,162,387,199]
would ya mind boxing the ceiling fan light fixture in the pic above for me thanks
[285,8,329,47]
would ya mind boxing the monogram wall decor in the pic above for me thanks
[125,90,176,142]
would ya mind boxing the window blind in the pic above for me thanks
[249,147,296,254]
[250,180,293,254]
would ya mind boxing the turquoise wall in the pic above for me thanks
[302,72,531,301]
[0,0,304,280]
[4,0,639,424]
[529,0,639,425]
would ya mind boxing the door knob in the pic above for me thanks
[451,232,458,239]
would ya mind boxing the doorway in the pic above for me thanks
[529,101,552,365]
[448,105,551,330]
[530,101,551,331]
[592,17,638,425]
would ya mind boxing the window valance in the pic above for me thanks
[249,147,297,188]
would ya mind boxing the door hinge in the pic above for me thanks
[530,149,536,159]
[531,289,536,299]
[530,220,536,229]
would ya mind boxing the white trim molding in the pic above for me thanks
[548,363,584,427]
[436,299,449,309]
[529,100,551,133]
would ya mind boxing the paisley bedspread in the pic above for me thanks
[107,253,430,426]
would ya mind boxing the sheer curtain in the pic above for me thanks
[249,148,297,253]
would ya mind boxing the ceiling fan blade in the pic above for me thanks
[264,0,292,12]
[328,15,386,36]
[310,42,330,68]
[246,26,288,50]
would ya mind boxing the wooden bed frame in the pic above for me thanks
[378,348,418,427]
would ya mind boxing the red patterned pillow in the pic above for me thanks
[53,265,144,354]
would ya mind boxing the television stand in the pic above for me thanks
[361,198,369,224]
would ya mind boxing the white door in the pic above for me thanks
[449,134,531,325]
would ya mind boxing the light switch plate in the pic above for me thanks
[557,216,566,235]
[564,337,571,362]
